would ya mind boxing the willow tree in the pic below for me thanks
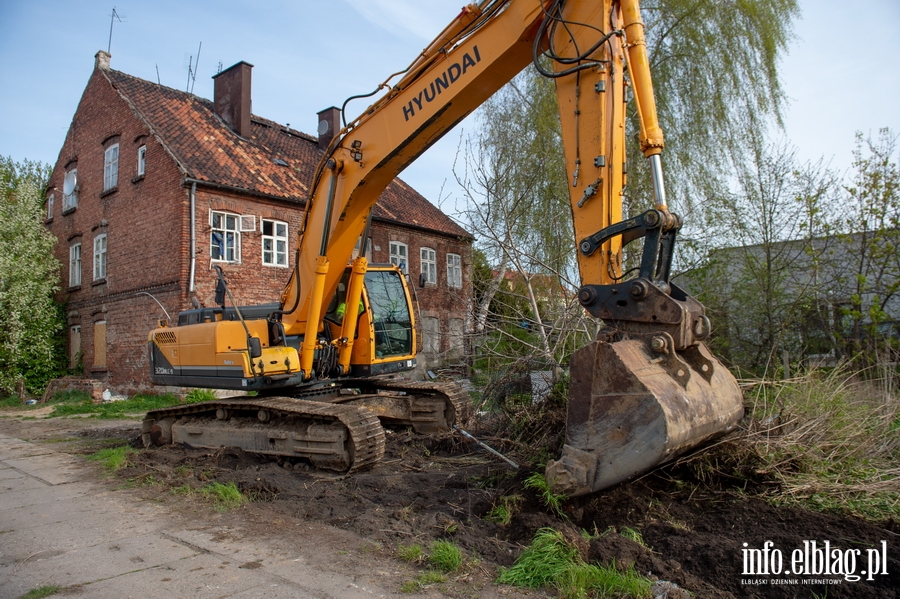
[457,0,799,369]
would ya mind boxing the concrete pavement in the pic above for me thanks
[0,433,398,599]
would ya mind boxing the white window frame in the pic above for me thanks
[420,247,436,284]
[63,168,78,211]
[104,144,119,191]
[261,219,289,267]
[93,234,107,281]
[447,253,462,289]
[389,241,408,273]
[210,210,241,263]
[137,145,146,177]
[69,243,82,287]
[46,193,54,220]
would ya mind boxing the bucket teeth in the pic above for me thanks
[546,338,743,496]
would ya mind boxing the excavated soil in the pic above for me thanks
[2,413,898,598]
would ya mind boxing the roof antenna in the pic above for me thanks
[107,7,123,54]
[156,64,161,85]
[191,42,202,94]
[185,42,202,94]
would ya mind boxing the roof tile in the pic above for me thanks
[103,68,470,238]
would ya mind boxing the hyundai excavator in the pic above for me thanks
[144,0,743,496]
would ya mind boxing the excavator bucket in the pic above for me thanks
[545,334,744,496]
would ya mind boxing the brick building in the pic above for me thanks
[45,52,472,393]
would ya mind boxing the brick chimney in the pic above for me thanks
[213,61,253,138]
[95,50,111,70]
[317,107,341,150]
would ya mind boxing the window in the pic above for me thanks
[137,145,146,177]
[211,211,240,262]
[447,253,462,288]
[93,321,107,370]
[46,194,54,220]
[63,168,78,211]
[69,325,81,368]
[93,234,107,281]
[421,316,441,354]
[69,243,82,287]
[389,241,408,273]
[104,144,119,190]
[420,247,436,284]
[261,219,288,267]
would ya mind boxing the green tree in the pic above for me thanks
[0,157,65,396]
[687,141,838,373]
[833,128,900,358]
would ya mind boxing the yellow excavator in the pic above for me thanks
[145,0,743,496]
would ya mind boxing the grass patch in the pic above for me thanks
[498,528,652,598]
[86,446,135,471]
[428,540,463,572]
[397,544,424,563]
[19,586,60,599]
[197,481,246,511]
[184,388,217,403]
[524,472,568,519]
[400,570,447,593]
[48,392,184,419]
[487,494,523,525]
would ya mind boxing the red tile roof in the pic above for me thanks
[102,68,470,239]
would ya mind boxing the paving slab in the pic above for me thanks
[2,452,83,485]
[2,532,199,592]
[80,551,287,599]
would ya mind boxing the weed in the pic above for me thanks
[498,528,653,598]
[400,570,448,593]
[173,465,192,477]
[86,446,135,471]
[523,472,568,519]
[170,484,194,496]
[487,494,523,525]
[428,540,463,572]
[19,585,60,599]
[620,527,649,549]
[198,481,246,511]
[397,544,423,563]
[184,388,217,403]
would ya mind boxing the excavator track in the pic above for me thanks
[142,396,385,473]
[351,378,472,431]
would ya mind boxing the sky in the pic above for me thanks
[1,0,898,218]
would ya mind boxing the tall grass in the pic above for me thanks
[692,363,900,520]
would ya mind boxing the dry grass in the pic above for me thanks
[682,362,900,519]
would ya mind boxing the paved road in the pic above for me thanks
[0,433,397,599]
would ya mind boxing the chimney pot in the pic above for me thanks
[95,50,111,70]
[212,61,254,137]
